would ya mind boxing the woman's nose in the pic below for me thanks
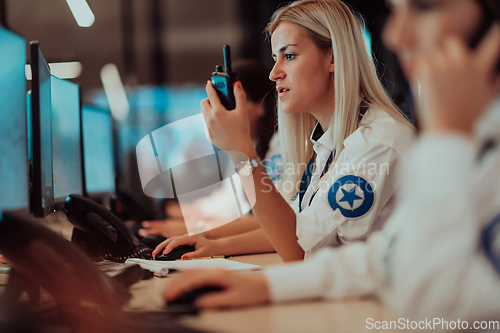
[269,61,285,82]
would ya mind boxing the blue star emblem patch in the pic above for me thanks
[328,175,375,218]
[482,213,500,274]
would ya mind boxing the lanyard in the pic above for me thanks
[297,155,315,213]
[297,151,334,212]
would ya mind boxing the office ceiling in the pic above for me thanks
[3,0,391,104]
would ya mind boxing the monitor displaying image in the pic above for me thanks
[82,105,115,195]
[0,27,29,213]
[51,75,83,202]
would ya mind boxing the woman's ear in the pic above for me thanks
[328,49,335,73]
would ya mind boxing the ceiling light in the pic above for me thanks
[100,63,130,121]
[25,62,83,80]
[65,0,95,28]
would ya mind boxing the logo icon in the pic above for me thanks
[328,175,374,219]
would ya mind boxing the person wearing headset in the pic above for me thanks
[153,0,415,261]
[162,0,500,321]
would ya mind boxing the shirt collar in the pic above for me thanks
[310,123,334,153]
[476,95,500,142]
[310,106,373,153]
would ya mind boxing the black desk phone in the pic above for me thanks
[0,210,207,332]
[65,194,153,262]
[0,210,131,323]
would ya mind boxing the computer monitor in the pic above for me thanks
[51,75,84,207]
[0,27,29,214]
[29,41,54,217]
[81,105,116,197]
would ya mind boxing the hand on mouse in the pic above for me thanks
[164,269,270,309]
[152,234,224,259]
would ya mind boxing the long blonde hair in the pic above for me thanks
[266,0,412,201]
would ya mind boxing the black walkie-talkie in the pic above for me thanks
[211,45,238,110]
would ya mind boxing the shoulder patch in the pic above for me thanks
[482,213,500,274]
[327,175,375,219]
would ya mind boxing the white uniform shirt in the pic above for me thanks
[264,98,500,322]
[294,108,415,255]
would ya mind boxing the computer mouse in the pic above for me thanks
[155,245,196,261]
[139,234,167,249]
[165,286,223,316]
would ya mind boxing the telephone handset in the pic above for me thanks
[469,0,500,71]
[64,194,153,262]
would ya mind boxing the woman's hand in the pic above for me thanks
[201,80,256,159]
[413,25,500,135]
[152,234,224,258]
[164,269,270,309]
[139,219,188,238]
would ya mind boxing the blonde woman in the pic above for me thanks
[154,0,414,262]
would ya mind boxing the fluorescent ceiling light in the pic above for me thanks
[25,62,83,80]
[66,0,95,27]
[100,63,130,121]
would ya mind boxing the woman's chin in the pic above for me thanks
[280,105,297,114]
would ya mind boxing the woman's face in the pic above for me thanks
[383,0,483,80]
[269,22,335,119]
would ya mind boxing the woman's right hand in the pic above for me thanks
[164,269,270,310]
[201,80,256,160]
[152,234,225,259]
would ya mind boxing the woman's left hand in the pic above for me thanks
[152,234,224,259]
[164,269,270,309]
[201,81,256,159]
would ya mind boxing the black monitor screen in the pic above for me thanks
[30,42,54,217]
[82,106,115,194]
[51,75,83,201]
[0,27,28,213]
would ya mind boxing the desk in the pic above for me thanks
[127,253,397,333]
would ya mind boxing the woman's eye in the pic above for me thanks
[284,54,295,60]
[410,0,441,11]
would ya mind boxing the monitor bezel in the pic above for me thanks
[29,41,55,218]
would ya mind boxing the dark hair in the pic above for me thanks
[233,59,277,160]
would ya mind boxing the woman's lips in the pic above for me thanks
[277,86,290,97]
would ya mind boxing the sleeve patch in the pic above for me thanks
[327,175,375,219]
[482,213,500,275]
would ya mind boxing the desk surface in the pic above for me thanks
[128,253,397,333]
